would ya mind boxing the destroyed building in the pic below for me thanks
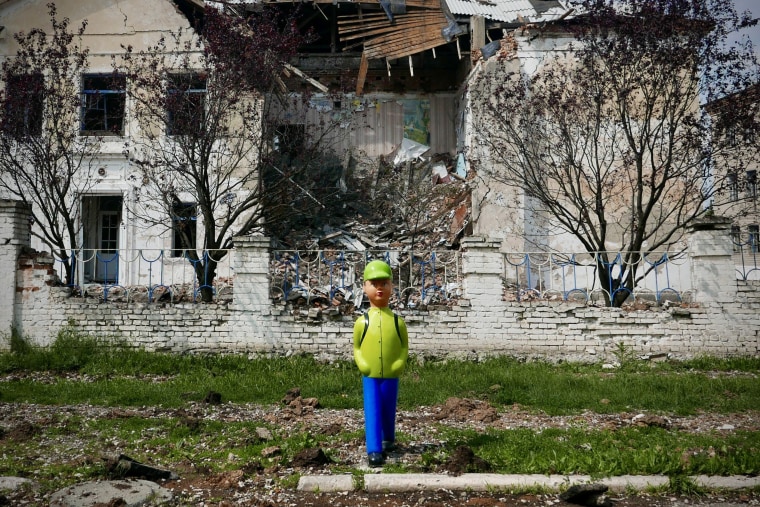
[0,0,584,273]
[236,0,575,251]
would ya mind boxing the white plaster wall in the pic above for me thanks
[0,0,197,258]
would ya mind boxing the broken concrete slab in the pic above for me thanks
[49,478,172,507]
[104,454,178,481]
[298,474,355,493]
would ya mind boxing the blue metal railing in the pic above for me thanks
[503,250,692,304]
[52,249,233,303]
[733,236,760,281]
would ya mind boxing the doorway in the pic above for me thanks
[82,195,123,283]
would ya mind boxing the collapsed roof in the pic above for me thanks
[443,0,570,23]
[206,0,574,93]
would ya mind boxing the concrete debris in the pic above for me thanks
[261,446,282,458]
[274,149,472,254]
[103,454,178,481]
[49,479,172,507]
[267,148,470,314]
[631,413,672,429]
[256,427,274,441]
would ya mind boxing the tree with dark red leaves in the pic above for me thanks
[118,6,340,302]
[0,3,103,284]
[473,0,759,306]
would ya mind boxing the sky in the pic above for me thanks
[731,0,760,60]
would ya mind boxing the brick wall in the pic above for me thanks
[1,201,758,362]
[0,200,31,336]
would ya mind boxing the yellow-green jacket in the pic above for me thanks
[353,307,409,378]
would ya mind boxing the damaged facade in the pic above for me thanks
[708,84,760,256]
[1,0,576,273]
[246,0,574,251]
[0,0,211,284]
[13,0,707,278]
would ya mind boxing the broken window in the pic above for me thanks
[731,225,741,252]
[749,224,759,253]
[746,170,757,200]
[2,72,43,138]
[166,73,206,136]
[727,172,739,201]
[81,74,126,135]
[743,126,756,145]
[172,202,197,257]
[725,125,737,146]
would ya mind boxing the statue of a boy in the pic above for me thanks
[353,260,409,467]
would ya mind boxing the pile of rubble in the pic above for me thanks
[267,140,472,314]
[273,142,473,253]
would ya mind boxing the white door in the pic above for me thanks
[95,210,120,282]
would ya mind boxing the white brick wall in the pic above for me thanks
[1,204,758,362]
[9,289,759,362]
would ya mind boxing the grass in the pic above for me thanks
[1,329,759,486]
[444,426,760,476]
[2,353,758,414]
[2,331,759,415]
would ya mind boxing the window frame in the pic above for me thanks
[731,225,741,252]
[165,73,207,137]
[725,125,737,147]
[171,201,198,258]
[746,170,757,200]
[749,224,760,254]
[2,72,44,138]
[80,73,126,136]
[727,172,739,201]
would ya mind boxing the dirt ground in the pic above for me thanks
[159,473,760,507]
[2,390,759,506]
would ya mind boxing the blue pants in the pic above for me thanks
[362,376,399,454]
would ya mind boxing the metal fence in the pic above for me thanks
[48,242,757,305]
[51,249,234,303]
[733,237,760,281]
[270,249,463,310]
[502,251,693,304]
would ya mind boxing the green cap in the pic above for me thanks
[363,260,392,280]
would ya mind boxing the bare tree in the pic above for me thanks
[0,4,104,283]
[473,0,759,306]
[117,6,323,301]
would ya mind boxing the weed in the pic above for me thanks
[10,327,32,354]
[667,475,706,496]
[612,342,641,371]
[278,474,301,489]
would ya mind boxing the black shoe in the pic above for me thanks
[368,452,385,467]
[382,440,396,452]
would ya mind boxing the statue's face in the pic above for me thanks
[364,278,392,308]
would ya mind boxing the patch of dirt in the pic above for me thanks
[1,394,760,506]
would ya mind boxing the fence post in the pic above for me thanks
[687,216,736,303]
[230,235,275,349]
[0,199,32,341]
[461,236,504,306]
